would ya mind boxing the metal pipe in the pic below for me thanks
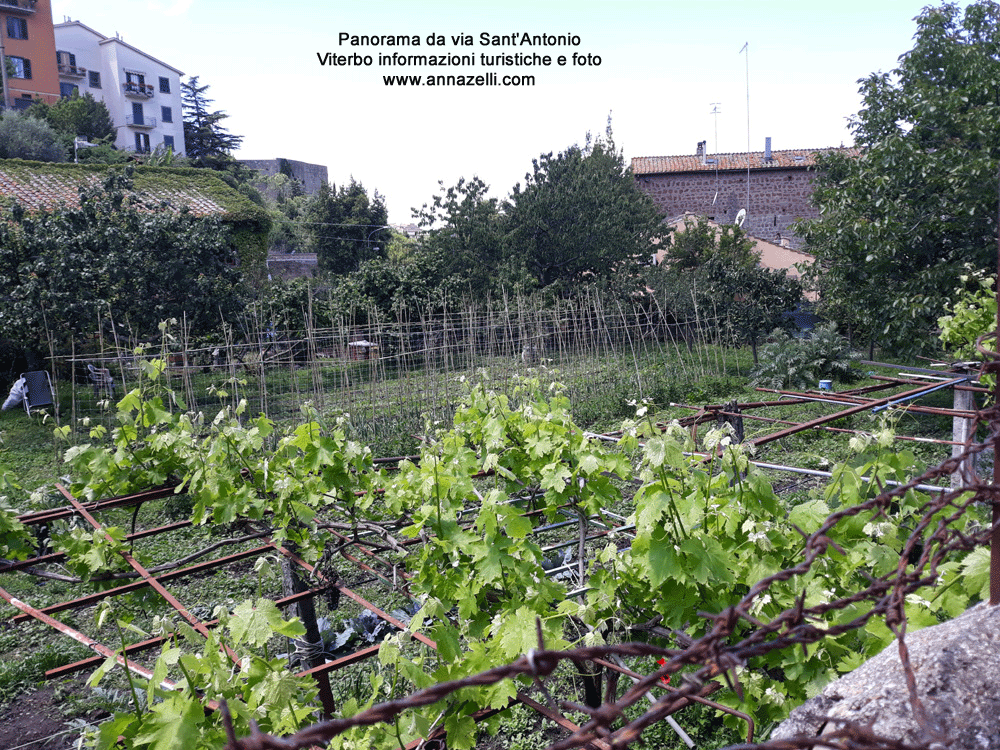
[588,432,947,493]
[716,409,965,446]
[758,386,978,418]
[750,378,971,448]
[542,525,636,555]
[748,461,947,494]
[871,377,969,413]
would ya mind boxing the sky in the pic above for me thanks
[50,0,966,223]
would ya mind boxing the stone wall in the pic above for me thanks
[240,158,329,197]
[636,168,819,248]
[266,252,318,281]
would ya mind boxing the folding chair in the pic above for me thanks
[87,364,115,398]
[21,371,54,415]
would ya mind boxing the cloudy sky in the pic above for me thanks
[50,0,962,222]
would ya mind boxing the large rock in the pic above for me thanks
[773,603,1000,749]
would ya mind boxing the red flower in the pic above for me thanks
[656,658,671,685]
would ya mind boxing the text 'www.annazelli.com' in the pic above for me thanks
[383,73,535,86]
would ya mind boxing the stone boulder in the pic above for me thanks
[772,603,1000,749]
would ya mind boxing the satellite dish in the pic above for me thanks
[734,209,747,228]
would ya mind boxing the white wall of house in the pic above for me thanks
[54,21,185,156]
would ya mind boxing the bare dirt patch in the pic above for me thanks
[0,679,96,750]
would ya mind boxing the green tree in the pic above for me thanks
[29,91,115,143]
[305,180,388,274]
[385,229,417,262]
[708,258,804,362]
[0,168,245,353]
[181,75,243,168]
[661,215,756,271]
[801,0,1000,354]
[0,109,66,161]
[413,176,511,295]
[645,218,802,360]
[260,172,310,254]
[504,126,668,291]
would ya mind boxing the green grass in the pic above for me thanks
[0,404,64,498]
[0,637,93,705]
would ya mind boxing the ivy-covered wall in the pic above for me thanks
[0,160,272,279]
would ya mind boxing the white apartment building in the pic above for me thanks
[53,20,184,155]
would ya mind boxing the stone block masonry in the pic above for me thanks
[240,158,330,198]
[636,168,819,249]
[632,146,858,249]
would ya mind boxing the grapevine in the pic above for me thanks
[0,359,991,749]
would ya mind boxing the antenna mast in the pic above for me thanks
[740,42,750,221]
[710,103,721,205]
[710,102,721,154]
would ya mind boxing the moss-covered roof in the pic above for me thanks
[0,159,268,224]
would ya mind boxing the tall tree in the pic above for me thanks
[413,176,509,294]
[305,180,388,275]
[802,0,1000,353]
[504,125,668,291]
[181,75,243,168]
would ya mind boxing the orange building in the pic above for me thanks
[0,0,60,108]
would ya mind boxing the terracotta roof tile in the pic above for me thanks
[631,146,860,175]
[0,162,253,219]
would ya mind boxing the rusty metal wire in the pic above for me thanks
[220,400,1000,750]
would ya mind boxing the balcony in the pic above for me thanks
[122,81,153,98]
[126,115,156,129]
[58,63,86,78]
[0,0,37,15]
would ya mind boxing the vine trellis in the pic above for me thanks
[1,365,996,749]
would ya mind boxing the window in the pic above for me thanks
[135,132,150,153]
[88,70,101,88]
[132,101,145,126]
[161,106,172,123]
[57,50,76,66]
[8,56,31,79]
[12,94,31,110]
[6,17,26,39]
[163,135,174,150]
[159,76,170,93]
[60,82,77,98]
[124,69,148,95]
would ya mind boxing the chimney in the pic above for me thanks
[764,137,772,163]
[696,140,707,164]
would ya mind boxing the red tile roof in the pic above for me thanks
[631,147,859,175]
[0,161,253,218]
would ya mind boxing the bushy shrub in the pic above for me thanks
[751,323,858,390]
[0,109,66,161]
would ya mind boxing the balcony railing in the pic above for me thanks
[126,115,156,129]
[0,0,37,15]
[122,81,154,98]
[58,63,86,78]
